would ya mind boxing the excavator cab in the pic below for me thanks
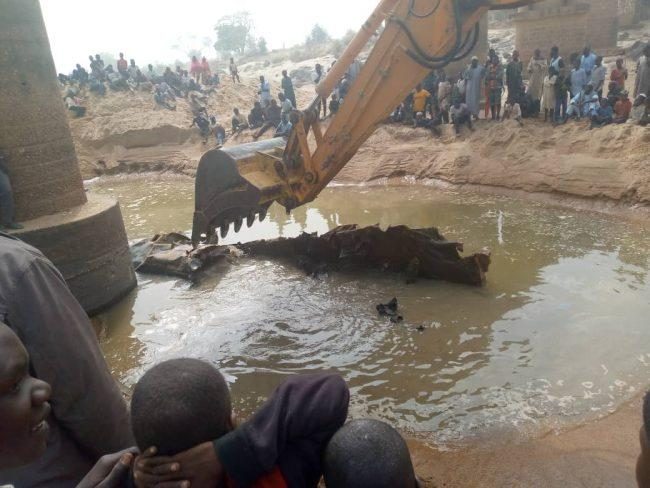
[192,0,540,246]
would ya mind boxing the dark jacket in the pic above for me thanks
[216,374,349,487]
[0,233,133,487]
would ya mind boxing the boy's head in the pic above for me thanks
[323,419,416,488]
[131,358,233,456]
[0,322,51,470]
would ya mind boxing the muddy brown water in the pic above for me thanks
[92,177,650,445]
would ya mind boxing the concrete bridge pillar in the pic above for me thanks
[0,0,136,314]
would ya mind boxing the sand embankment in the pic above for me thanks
[70,83,649,211]
[410,392,643,487]
[339,120,650,207]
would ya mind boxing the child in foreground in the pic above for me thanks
[132,358,349,487]
[323,419,420,488]
[0,321,136,488]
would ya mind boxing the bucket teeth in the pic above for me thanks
[220,222,229,238]
[246,212,255,227]
[259,208,268,222]
[234,217,243,233]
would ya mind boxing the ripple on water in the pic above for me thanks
[94,180,650,443]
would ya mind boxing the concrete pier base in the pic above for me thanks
[11,194,136,314]
[0,0,136,314]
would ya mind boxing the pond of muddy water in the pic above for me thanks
[92,177,650,444]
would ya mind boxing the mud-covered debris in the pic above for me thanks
[377,297,399,316]
[129,233,239,280]
[241,224,491,286]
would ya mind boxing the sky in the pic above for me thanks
[40,0,377,73]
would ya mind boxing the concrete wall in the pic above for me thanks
[514,0,618,63]
[0,0,87,222]
[619,0,650,27]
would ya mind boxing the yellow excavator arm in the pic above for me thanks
[192,0,540,245]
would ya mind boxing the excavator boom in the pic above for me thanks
[192,0,540,245]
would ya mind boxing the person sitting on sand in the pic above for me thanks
[449,100,473,135]
[564,83,598,121]
[323,419,419,488]
[128,59,139,80]
[131,359,349,488]
[613,91,632,123]
[278,92,293,118]
[0,321,137,488]
[590,98,613,129]
[153,82,176,110]
[253,99,282,140]
[106,66,128,91]
[231,108,249,133]
[190,111,211,143]
[71,64,89,86]
[275,113,293,138]
[210,117,226,146]
[248,101,265,129]
[413,111,442,136]
[607,80,623,108]
[64,92,86,118]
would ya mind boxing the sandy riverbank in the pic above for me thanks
[410,392,643,487]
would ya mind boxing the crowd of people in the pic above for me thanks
[391,43,650,135]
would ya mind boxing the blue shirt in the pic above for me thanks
[570,68,587,97]
[580,53,597,75]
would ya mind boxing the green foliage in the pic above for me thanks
[306,24,331,46]
[258,37,268,54]
[214,11,254,55]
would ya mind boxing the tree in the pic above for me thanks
[306,24,331,46]
[258,37,268,54]
[214,11,254,55]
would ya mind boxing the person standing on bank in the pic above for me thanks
[527,48,547,106]
[281,70,297,109]
[0,153,22,230]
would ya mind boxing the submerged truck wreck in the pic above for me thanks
[132,225,491,286]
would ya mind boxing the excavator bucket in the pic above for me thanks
[192,0,540,246]
[191,138,288,246]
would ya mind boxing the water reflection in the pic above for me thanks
[92,178,650,442]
